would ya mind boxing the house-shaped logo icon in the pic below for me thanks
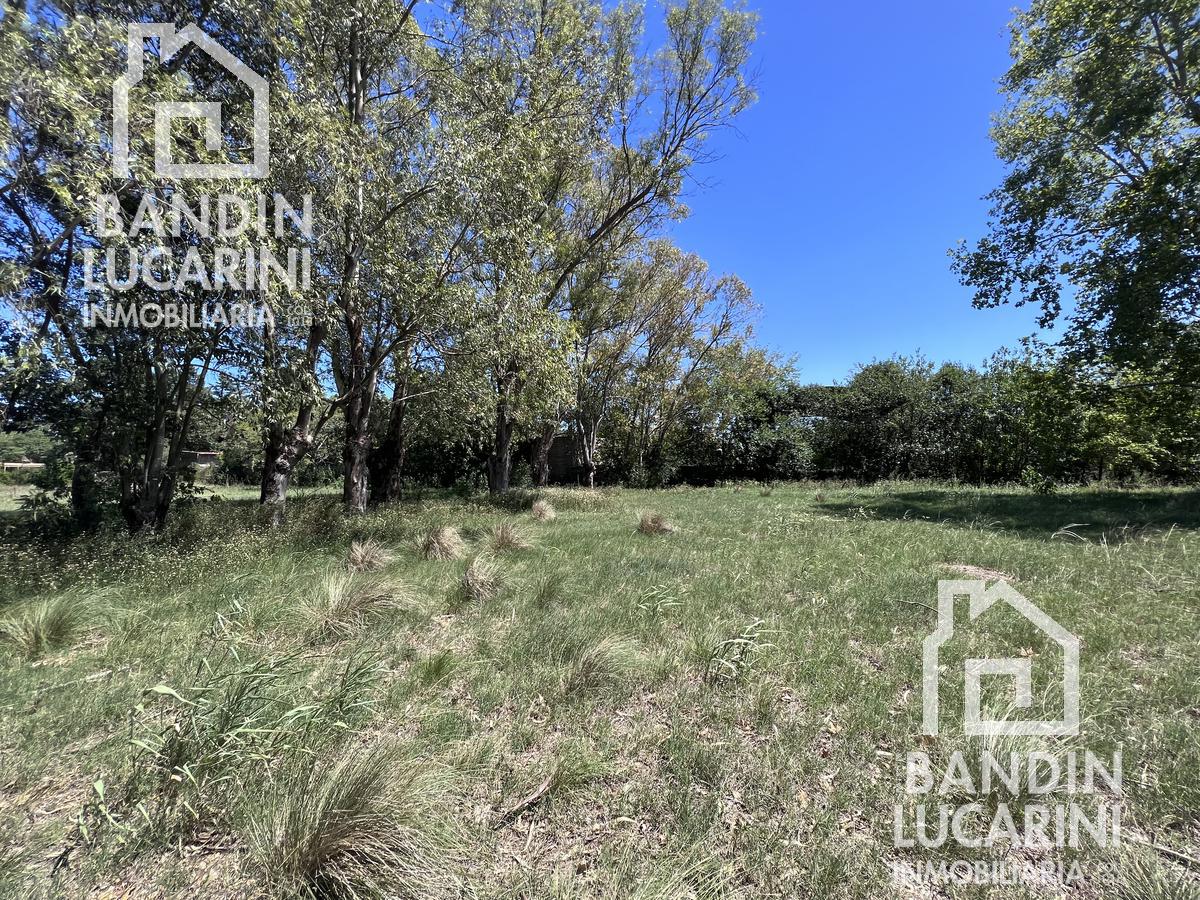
[113,23,269,179]
[922,579,1080,737]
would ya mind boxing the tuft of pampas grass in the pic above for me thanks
[460,556,501,604]
[490,522,531,552]
[247,741,463,900]
[347,539,392,573]
[637,510,676,535]
[0,595,85,660]
[561,636,642,697]
[303,571,413,641]
[530,499,557,522]
[419,526,466,561]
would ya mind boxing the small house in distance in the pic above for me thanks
[180,450,220,469]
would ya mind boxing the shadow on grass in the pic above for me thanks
[817,488,1200,538]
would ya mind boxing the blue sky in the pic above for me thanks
[666,0,1054,385]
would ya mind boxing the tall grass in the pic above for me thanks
[247,742,462,900]
[301,570,415,641]
[0,594,85,659]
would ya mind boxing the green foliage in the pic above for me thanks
[0,428,52,464]
[808,350,1199,485]
[954,0,1200,372]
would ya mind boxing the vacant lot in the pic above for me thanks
[1,483,1197,898]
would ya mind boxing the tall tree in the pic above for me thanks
[954,0,1200,376]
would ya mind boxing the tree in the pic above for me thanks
[447,0,757,494]
[953,0,1200,378]
[0,11,267,531]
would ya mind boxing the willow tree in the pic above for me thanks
[0,9,280,531]
[445,0,757,494]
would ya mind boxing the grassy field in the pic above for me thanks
[0,483,1197,898]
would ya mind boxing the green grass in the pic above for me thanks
[0,482,1196,898]
[0,484,30,513]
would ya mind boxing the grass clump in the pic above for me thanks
[347,539,393,573]
[637,510,676,535]
[693,619,769,685]
[490,522,531,552]
[0,595,85,659]
[247,741,462,900]
[531,572,568,608]
[530,499,557,522]
[561,635,641,697]
[419,526,466,561]
[1114,851,1200,900]
[459,556,501,605]
[115,653,386,848]
[302,570,413,641]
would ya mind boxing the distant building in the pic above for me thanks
[1,459,45,473]
[180,450,220,468]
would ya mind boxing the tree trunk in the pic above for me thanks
[486,400,514,495]
[344,431,370,512]
[534,422,555,487]
[260,422,312,526]
[369,380,409,504]
[578,414,600,488]
[71,460,102,530]
[70,432,103,530]
[259,311,327,525]
[340,358,377,515]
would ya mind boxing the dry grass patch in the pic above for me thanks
[940,563,1013,581]
[347,539,393,573]
[561,636,642,697]
[490,522,531,553]
[637,510,676,535]
[302,570,415,641]
[247,741,463,900]
[530,499,557,522]
[460,556,501,605]
[419,526,466,561]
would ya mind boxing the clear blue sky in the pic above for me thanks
[667,0,1054,385]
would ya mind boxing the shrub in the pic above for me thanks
[530,499,556,522]
[419,526,466,561]
[1020,466,1058,495]
[246,742,462,900]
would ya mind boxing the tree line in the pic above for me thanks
[2,0,1197,532]
[1,0,758,530]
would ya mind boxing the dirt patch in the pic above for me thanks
[939,564,1013,582]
